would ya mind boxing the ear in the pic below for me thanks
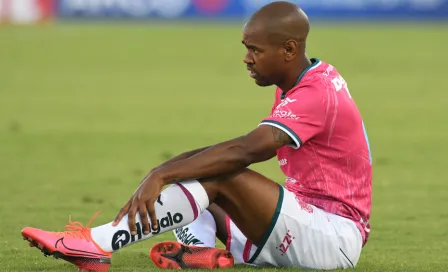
[284,40,298,61]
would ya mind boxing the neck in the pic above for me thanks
[277,55,312,92]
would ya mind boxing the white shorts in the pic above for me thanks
[225,185,363,270]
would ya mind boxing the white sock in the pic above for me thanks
[173,209,217,247]
[90,180,209,252]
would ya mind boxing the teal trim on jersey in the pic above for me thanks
[362,121,372,164]
[295,58,321,86]
[281,58,321,100]
[247,184,284,264]
[261,120,303,147]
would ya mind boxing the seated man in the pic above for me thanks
[21,1,372,271]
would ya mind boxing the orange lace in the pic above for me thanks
[58,210,102,239]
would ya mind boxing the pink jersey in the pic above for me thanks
[260,59,372,245]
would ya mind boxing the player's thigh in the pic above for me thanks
[250,188,362,269]
[199,169,280,246]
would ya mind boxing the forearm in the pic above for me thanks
[155,137,270,185]
[152,146,211,171]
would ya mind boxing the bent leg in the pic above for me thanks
[175,201,257,266]
[228,187,363,269]
[206,204,255,266]
[90,168,279,253]
[22,167,362,269]
[20,169,282,271]
[199,169,280,246]
[197,170,363,269]
[171,169,281,265]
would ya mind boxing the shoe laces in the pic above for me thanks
[57,210,101,240]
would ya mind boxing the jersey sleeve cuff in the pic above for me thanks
[259,120,302,149]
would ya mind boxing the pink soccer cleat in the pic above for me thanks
[150,241,234,269]
[21,211,111,272]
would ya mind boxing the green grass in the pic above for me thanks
[1,22,447,271]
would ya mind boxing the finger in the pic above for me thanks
[113,200,131,226]
[127,202,138,236]
[147,201,158,231]
[139,204,150,235]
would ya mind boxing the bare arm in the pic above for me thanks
[113,125,294,232]
[151,146,211,172]
[154,125,293,184]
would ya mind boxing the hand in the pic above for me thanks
[112,172,164,236]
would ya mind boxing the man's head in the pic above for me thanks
[242,1,310,89]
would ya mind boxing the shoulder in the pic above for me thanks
[290,60,345,100]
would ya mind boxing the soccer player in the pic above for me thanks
[21,1,372,271]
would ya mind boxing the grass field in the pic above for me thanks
[1,22,448,271]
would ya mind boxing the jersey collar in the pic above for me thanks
[281,58,321,100]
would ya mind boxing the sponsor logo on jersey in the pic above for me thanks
[278,159,288,166]
[271,97,299,120]
[270,109,300,120]
[276,229,295,256]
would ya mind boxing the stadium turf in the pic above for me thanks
[0,22,447,271]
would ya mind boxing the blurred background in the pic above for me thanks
[1,0,448,271]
